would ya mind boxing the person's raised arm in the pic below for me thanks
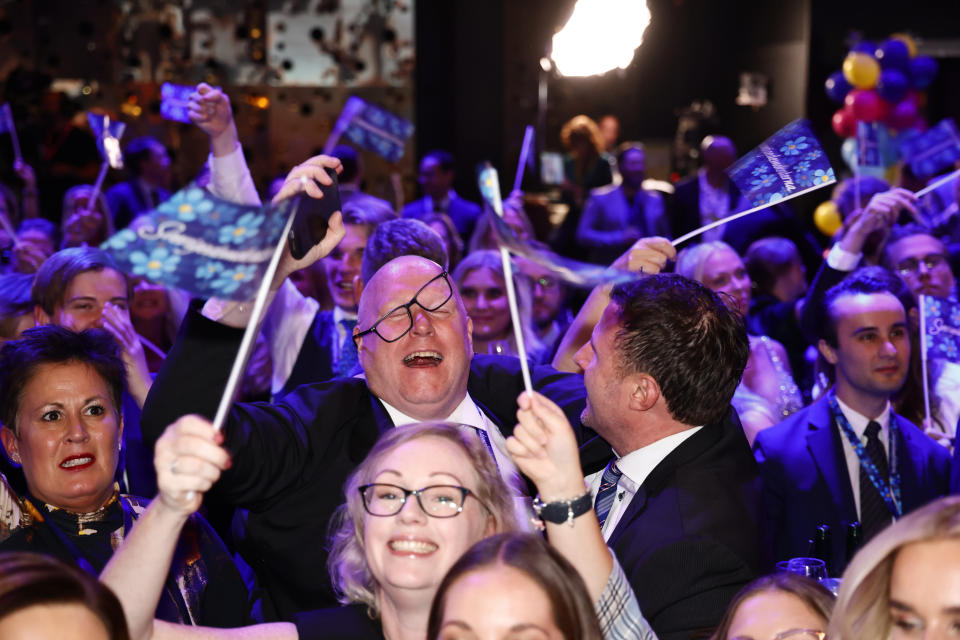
[552,237,675,373]
[100,415,295,640]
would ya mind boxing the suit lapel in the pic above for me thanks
[893,416,923,511]
[805,398,857,522]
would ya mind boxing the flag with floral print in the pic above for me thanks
[726,119,836,208]
[923,295,960,364]
[339,96,414,163]
[100,183,294,300]
[899,118,960,180]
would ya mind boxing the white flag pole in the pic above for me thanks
[672,180,836,247]
[513,125,535,194]
[480,167,533,395]
[919,294,933,431]
[212,198,300,432]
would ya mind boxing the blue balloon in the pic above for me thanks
[851,40,877,55]
[909,56,938,89]
[875,39,910,72]
[825,70,852,103]
[877,68,908,103]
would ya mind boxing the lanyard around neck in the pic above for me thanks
[828,392,903,518]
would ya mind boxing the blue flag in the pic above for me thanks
[160,83,194,124]
[88,113,126,169]
[727,119,836,207]
[101,184,295,300]
[339,96,414,163]
[923,296,960,363]
[899,118,960,180]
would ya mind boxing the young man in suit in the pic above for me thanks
[401,150,482,241]
[105,137,172,230]
[754,270,951,575]
[574,274,763,640]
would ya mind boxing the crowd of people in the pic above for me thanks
[0,84,959,640]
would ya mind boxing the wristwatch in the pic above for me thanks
[532,491,592,527]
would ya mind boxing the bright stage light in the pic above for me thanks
[550,0,650,77]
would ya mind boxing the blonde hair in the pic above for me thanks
[829,496,960,639]
[560,115,604,157]
[326,422,521,616]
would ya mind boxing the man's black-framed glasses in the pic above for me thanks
[358,483,475,518]
[895,252,948,276]
[354,271,454,343]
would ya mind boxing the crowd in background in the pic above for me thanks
[0,84,960,640]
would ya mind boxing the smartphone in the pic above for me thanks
[288,168,341,260]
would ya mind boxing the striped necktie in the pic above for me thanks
[594,459,623,529]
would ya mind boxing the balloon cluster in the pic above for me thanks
[826,34,937,138]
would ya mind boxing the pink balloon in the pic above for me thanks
[844,89,885,122]
[832,107,857,138]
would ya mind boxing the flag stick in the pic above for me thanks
[672,180,836,247]
[919,295,933,432]
[84,161,110,216]
[479,166,533,395]
[7,109,21,163]
[915,167,960,198]
[513,125,535,194]
[212,200,300,432]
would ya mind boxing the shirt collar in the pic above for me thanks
[835,395,891,438]
[379,392,477,428]
[614,426,702,489]
[333,306,357,325]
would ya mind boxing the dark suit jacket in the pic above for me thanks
[754,394,951,575]
[402,191,483,241]
[141,305,587,622]
[670,177,822,274]
[579,410,764,640]
[105,180,171,230]
[280,309,337,396]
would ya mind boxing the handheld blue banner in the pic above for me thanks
[160,83,194,124]
[923,295,960,364]
[899,118,960,180]
[101,183,296,300]
[88,113,126,169]
[340,96,414,163]
[727,119,836,208]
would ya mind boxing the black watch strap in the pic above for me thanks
[533,492,593,525]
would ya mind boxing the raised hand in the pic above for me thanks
[188,83,234,141]
[612,236,676,275]
[506,391,586,501]
[101,301,153,407]
[839,188,916,254]
[270,155,346,289]
[153,415,231,514]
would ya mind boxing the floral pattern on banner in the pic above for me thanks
[898,118,960,180]
[341,96,415,163]
[924,296,960,364]
[726,119,835,208]
[101,183,294,301]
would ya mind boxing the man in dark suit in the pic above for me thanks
[402,150,482,241]
[105,137,172,229]
[755,270,951,576]
[671,135,821,273]
[574,274,763,640]
[141,252,591,622]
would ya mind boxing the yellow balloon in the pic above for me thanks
[842,52,880,89]
[814,201,842,236]
[891,33,917,58]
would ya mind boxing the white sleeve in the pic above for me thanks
[208,144,261,206]
[262,279,320,395]
[825,243,862,272]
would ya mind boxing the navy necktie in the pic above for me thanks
[337,318,359,377]
[860,420,891,541]
[594,460,623,529]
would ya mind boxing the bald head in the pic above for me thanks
[355,254,474,421]
[701,136,737,173]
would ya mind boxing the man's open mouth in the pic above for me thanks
[403,351,443,367]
